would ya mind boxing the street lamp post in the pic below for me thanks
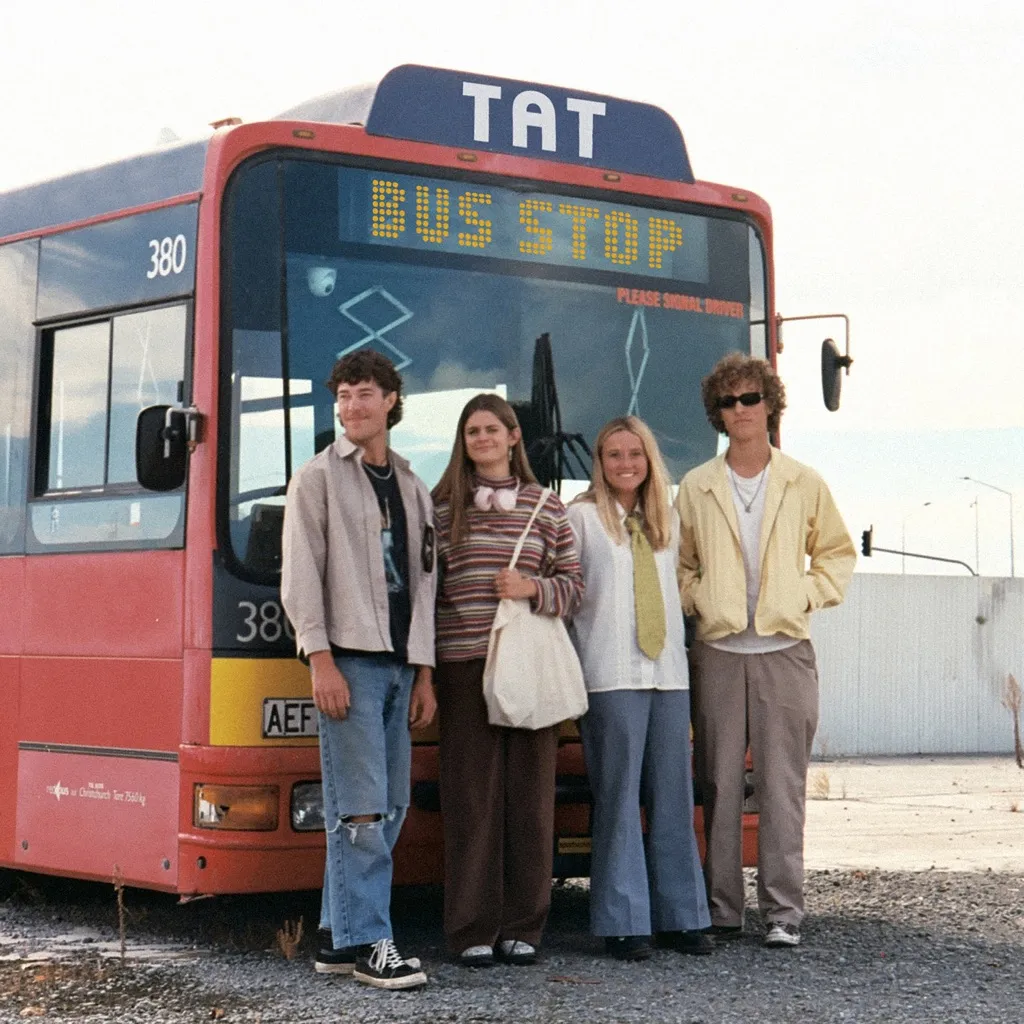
[901,502,932,575]
[971,498,980,576]
[962,476,1015,578]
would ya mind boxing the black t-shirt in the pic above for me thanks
[362,462,412,660]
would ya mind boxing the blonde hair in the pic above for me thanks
[432,393,538,545]
[573,416,672,551]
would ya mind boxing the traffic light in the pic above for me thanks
[861,526,873,557]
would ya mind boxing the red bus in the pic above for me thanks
[0,65,821,895]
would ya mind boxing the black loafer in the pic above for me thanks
[709,924,745,941]
[604,935,652,961]
[657,929,715,955]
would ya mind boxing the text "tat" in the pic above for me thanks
[462,82,607,159]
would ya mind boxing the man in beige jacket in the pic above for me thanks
[282,350,436,989]
[676,353,855,949]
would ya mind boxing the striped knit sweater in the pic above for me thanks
[434,476,584,662]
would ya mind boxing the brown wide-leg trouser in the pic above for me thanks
[690,640,819,928]
[436,659,559,953]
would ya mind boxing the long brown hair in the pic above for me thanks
[572,416,672,550]
[432,393,538,545]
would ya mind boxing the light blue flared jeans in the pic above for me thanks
[579,688,711,937]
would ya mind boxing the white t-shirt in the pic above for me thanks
[707,464,800,655]
[566,500,689,692]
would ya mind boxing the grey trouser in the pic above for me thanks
[690,639,819,928]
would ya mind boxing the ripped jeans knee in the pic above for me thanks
[329,807,405,843]
[327,813,382,844]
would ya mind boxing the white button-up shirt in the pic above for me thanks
[566,500,689,693]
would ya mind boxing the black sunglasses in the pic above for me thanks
[716,391,763,410]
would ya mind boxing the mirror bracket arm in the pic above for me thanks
[774,312,852,371]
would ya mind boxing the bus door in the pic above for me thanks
[13,204,196,889]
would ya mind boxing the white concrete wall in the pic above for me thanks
[810,575,1024,756]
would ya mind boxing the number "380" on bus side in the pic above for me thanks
[146,234,187,278]
[236,600,295,645]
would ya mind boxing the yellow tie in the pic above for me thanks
[624,513,666,660]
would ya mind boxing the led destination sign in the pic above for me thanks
[338,168,710,284]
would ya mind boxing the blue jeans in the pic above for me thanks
[579,689,710,936]
[317,653,413,948]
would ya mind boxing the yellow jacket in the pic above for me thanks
[675,448,856,643]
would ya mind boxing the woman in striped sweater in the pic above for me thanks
[432,393,583,968]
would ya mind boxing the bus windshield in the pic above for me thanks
[222,155,766,579]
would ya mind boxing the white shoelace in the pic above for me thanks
[368,937,406,972]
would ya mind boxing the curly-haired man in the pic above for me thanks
[282,350,437,988]
[675,353,855,948]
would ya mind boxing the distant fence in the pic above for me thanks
[810,575,1024,756]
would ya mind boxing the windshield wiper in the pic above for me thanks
[511,332,592,490]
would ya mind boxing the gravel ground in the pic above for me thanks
[1,869,1022,1024]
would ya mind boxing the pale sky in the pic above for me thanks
[2,0,1022,573]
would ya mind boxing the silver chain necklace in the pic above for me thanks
[363,459,394,481]
[727,464,768,514]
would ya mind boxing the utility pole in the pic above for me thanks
[962,477,1015,578]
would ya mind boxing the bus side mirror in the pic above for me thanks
[821,337,853,412]
[136,405,202,492]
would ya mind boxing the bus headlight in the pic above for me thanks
[291,782,324,831]
[194,784,279,831]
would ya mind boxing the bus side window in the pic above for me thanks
[0,239,38,555]
[30,302,189,550]
[109,306,187,483]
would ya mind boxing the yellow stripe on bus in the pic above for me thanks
[209,658,317,747]
[208,658,573,747]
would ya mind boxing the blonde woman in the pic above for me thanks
[432,393,583,967]
[567,417,712,960]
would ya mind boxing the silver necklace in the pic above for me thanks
[727,464,768,514]
[363,459,393,481]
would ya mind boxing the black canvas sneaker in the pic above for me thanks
[316,930,419,975]
[353,938,428,990]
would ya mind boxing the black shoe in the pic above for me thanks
[315,930,367,975]
[709,924,745,941]
[353,938,428,990]
[605,936,652,961]
[316,930,420,974]
[657,929,715,955]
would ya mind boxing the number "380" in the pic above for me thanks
[147,235,187,279]
[237,600,295,644]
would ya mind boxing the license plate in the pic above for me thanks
[557,836,591,855]
[262,698,318,738]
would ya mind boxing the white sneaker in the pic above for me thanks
[458,944,495,967]
[764,922,801,948]
[496,939,537,964]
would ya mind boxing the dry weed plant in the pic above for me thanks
[112,866,127,962]
[1001,673,1023,769]
[1009,800,1020,813]
[809,769,831,800]
[276,917,304,960]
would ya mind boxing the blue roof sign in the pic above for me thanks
[365,65,694,183]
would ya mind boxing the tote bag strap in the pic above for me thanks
[508,487,551,570]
